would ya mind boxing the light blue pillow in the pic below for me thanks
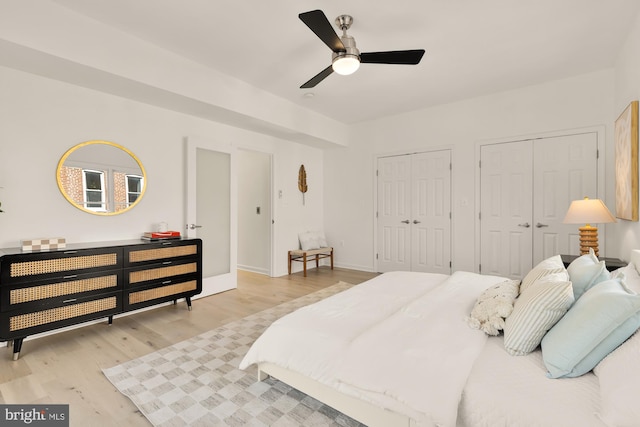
[567,249,611,300]
[541,275,640,378]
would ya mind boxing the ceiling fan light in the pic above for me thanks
[332,55,360,75]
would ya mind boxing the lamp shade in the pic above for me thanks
[563,197,617,225]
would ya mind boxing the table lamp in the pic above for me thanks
[563,197,616,256]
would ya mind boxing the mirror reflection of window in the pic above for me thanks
[126,175,143,207]
[82,169,106,211]
[56,140,146,215]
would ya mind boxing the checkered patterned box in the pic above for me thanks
[21,237,66,252]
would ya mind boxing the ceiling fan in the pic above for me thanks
[299,9,426,89]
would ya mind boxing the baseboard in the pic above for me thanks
[237,264,270,275]
[334,262,375,273]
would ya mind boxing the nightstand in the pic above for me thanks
[560,254,627,272]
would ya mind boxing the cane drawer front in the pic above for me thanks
[0,291,121,339]
[124,277,199,311]
[1,270,122,312]
[0,247,122,285]
[123,240,201,268]
[123,239,202,311]
[125,258,198,287]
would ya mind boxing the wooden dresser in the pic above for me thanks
[0,238,202,360]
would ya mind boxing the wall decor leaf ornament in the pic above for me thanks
[298,164,308,205]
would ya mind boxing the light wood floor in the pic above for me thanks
[0,267,378,426]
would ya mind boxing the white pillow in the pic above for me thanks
[541,275,640,378]
[566,248,610,300]
[312,230,328,247]
[298,230,328,250]
[298,231,319,250]
[466,279,520,336]
[519,255,568,295]
[613,262,640,293]
[593,330,640,426]
[503,274,574,355]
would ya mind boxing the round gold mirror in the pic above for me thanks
[56,140,146,215]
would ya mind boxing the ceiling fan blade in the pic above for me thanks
[360,49,426,65]
[299,10,346,52]
[300,65,334,88]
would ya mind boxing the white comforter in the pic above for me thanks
[459,337,604,427]
[240,270,508,426]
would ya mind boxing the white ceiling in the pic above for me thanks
[50,0,640,124]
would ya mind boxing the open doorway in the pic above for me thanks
[238,149,273,275]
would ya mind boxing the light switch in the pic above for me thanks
[256,206,261,214]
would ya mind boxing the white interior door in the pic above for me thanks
[533,133,598,261]
[411,151,452,273]
[377,155,412,272]
[185,137,237,297]
[377,151,451,273]
[480,141,533,279]
[479,132,599,278]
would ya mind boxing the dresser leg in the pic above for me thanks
[186,297,193,311]
[12,338,23,361]
[108,315,113,325]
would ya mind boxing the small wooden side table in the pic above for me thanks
[560,254,627,272]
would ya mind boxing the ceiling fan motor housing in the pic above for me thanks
[332,35,360,62]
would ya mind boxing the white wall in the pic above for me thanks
[613,11,640,261]
[238,149,271,274]
[0,1,348,149]
[0,66,323,276]
[273,147,325,267]
[325,70,615,272]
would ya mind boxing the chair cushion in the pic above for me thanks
[290,247,332,256]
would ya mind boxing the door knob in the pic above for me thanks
[401,220,410,224]
[186,224,203,230]
[518,223,531,228]
[413,220,421,224]
[536,222,549,228]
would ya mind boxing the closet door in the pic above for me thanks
[480,141,533,279]
[411,151,452,273]
[533,133,598,261]
[377,155,412,271]
[479,133,598,278]
[377,151,451,273]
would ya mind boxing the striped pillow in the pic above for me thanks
[520,255,568,294]
[504,275,575,355]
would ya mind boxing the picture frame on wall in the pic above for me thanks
[615,100,639,221]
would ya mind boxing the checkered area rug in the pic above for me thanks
[103,282,365,427]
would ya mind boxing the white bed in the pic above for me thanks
[240,253,640,427]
